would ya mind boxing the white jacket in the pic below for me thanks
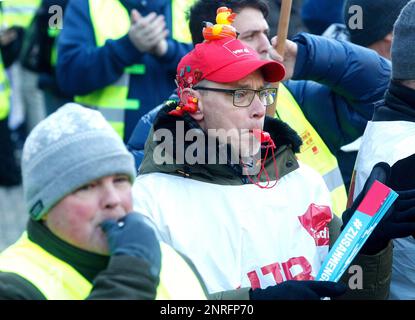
[353,120,415,300]
[132,163,333,294]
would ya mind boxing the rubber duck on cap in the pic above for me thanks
[202,6,237,41]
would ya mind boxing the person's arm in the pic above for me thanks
[272,33,391,152]
[0,272,46,300]
[329,215,393,300]
[156,38,193,73]
[152,3,193,73]
[87,213,161,300]
[291,33,391,104]
[56,1,144,96]
[86,255,158,300]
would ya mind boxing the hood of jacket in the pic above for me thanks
[139,101,303,185]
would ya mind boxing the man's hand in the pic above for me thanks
[101,212,161,277]
[128,9,169,57]
[343,162,415,255]
[249,281,346,300]
[269,37,298,81]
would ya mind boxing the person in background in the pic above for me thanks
[351,1,415,300]
[1,0,46,135]
[131,21,415,299]
[56,0,194,142]
[0,103,207,300]
[128,0,391,216]
[343,0,410,60]
[20,0,72,115]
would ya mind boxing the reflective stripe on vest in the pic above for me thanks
[0,233,92,299]
[0,234,206,300]
[156,243,207,300]
[48,27,61,67]
[1,0,41,28]
[76,0,193,139]
[0,57,11,120]
[276,84,347,217]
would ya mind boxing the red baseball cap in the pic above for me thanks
[176,38,285,92]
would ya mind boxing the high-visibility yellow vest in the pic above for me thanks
[156,243,206,300]
[75,0,194,139]
[0,233,206,300]
[276,84,347,217]
[1,0,41,29]
[0,56,11,121]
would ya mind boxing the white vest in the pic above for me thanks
[132,163,332,294]
[353,120,415,300]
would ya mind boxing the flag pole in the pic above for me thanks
[267,0,293,117]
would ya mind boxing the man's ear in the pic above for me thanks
[182,88,204,121]
[384,32,393,44]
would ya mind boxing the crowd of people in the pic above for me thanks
[1,0,415,300]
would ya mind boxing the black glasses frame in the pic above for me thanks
[193,86,278,107]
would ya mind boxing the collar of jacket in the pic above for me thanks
[139,101,303,185]
[374,80,415,122]
[27,219,109,283]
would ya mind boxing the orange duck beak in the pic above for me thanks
[227,13,237,23]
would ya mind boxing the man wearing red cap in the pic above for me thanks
[131,27,399,299]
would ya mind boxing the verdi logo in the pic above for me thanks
[223,39,253,57]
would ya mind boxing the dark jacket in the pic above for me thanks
[127,33,391,188]
[136,102,393,300]
[0,220,157,300]
[373,81,415,122]
[56,0,193,141]
[371,81,415,190]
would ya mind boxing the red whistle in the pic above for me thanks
[252,130,276,149]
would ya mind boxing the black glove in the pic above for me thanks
[343,162,415,255]
[101,213,161,277]
[249,281,346,300]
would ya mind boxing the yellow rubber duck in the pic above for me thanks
[203,7,237,41]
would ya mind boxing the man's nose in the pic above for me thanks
[250,93,266,119]
[101,184,122,209]
[258,33,271,57]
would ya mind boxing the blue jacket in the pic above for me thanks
[127,33,391,186]
[56,0,193,141]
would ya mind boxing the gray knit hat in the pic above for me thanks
[344,0,410,47]
[22,103,136,220]
[392,1,415,80]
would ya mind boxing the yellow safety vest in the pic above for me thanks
[0,55,10,121]
[75,0,194,139]
[0,233,206,300]
[276,84,347,217]
[1,0,41,29]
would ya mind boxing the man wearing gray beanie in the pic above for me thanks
[351,1,415,300]
[343,0,410,59]
[0,103,207,300]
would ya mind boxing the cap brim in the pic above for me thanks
[205,59,285,83]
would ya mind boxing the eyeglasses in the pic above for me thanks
[193,86,278,108]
